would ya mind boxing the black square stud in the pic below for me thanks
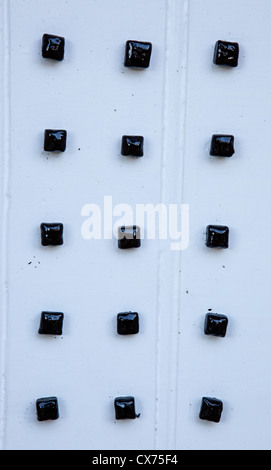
[44,129,67,152]
[117,312,139,335]
[114,396,139,420]
[206,225,229,248]
[40,223,64,246]
[210,135,235,157]
[124,40,152,68]
[199,397,223,423]
[204,313,228,337]
[36,396,59,421]
[118,225,141,249]
[121,135,144,157]
[213,40,239,67]
[42,34,65,61]
[38,311,64,335]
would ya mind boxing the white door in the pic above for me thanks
[0,0,270,450]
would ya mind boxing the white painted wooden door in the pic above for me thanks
[0,0,271,451]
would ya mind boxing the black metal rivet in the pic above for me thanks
[199,397,223,423]
[114,396,139,420]
[124,40,152,68]
[121,135,144,157]
[42,34,65,61]
[44,129,67,152]
[210,135,235,157]
[38,311,64,335]
[118,225,141,249]
[213,40,239,67]
[40,223,63,246]
[36,396,59,421]
[206,225,229,248]
[117,312,139,335]
[204,313,228,337]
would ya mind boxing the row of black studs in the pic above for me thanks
[43,130,145,157]
[37,309,227,338]
[36,34,152,423]
[198,38,241,424]
[38,311,139,336]
[35,33,239,424]
[41,33,239,69]
[43,129,235,158]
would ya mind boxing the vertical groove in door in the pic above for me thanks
[155,0,190,450]
[0,0,11,450]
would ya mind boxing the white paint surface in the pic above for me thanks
[0,0,271,450]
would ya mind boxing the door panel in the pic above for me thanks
[0,0,270,450]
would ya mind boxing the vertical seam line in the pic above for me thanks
[0,0,11,450]
[154,0,190,450]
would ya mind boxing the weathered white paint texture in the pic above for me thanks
[0,0,271,450]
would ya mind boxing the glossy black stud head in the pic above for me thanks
[199,397,223,423]
[114,396,139,420]
[117,312,139,335]
[40,223,63,246]
[213,40,239,67]
[210,135,235,157]
[38,312,64,335]
[36,396,59,421]
[118,225,141,249]
[121,135,144,157]
[42,34,65,61]
[204,313,228,337]
[44,129,67,152]
[206,225,229,248]
[124,40,152,68]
